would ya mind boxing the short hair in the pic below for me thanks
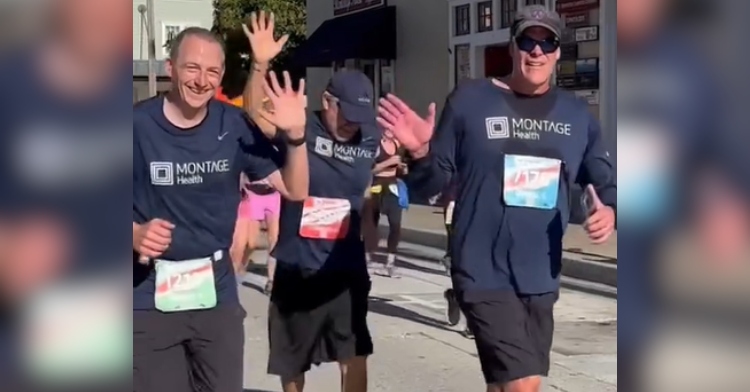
[168,27,225,61]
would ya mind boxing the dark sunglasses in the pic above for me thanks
[515,35,560,54]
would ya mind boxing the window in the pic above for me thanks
[454,4,470,36]
[525,0,546,5]
[500,0,517,29]
[162,24,184,56]
[477,1,493,32]
[454,44,471,84]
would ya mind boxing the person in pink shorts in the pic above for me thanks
[232,172,281,294]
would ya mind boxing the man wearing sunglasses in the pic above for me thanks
[376,6,616,392]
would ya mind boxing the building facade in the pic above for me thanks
[447,0,613,124]
[301,0,450,114]
[132,0,214,101]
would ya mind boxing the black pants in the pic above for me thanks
[371,190,403,228]
[458,291,558,385]
[267,266,373,378]
[133,305,246,392]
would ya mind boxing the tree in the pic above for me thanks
[213,0,306,97]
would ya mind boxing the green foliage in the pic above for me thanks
[212,0,306,71]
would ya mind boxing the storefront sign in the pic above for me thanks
[575,26,599,42]
[556,0,600,14]
[574,89,600,105]
[333,0,386,16]
[563,11,591,27]
[559,44,578,60]
[556,73,599,90]
[560,27,576,44]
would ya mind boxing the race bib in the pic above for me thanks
[154,255,217,313]
[503,155,562,210]
[445,201,455,225]
[299,197,351,240]
[370,185,383,194]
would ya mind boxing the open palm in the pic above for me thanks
[377,94,436,153]
[259,71,306,138]
[242,11,289,64]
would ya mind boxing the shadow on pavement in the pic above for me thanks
[368,295,457,335]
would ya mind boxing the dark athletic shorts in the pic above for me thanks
[133,305,246,392]
[458,291,558,385]
[267,265,373,378]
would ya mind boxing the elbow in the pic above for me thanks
[286,187,309,202]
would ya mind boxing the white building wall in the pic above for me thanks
[132,0,215,61]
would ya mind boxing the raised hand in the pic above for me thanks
[258,71,306,139]
[583,185,615,244]
[242,11,289,64]
[377,94,436,156]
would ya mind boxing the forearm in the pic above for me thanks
[243,61,276,137]
[406,145,450,200]
[280,144,309,201]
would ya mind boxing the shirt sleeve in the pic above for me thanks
[575,113,617,208]
[406,94,457,200]
[237,113,284,182]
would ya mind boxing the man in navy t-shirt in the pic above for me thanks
[377,7,616,392]
[242,19,379,390]
[132,27,308,392]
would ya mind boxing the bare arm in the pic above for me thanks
[243,61,277,138]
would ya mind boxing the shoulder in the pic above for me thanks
[554,88,590,110]
[448,78,493,103]
[133,96,163,138]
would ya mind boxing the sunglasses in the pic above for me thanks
[515,35,560,54]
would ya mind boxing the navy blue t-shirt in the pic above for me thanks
[408,79,616,296]
[133,97,280,310]
[273,113,380,272]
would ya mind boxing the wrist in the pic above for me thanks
[252,62,270,72]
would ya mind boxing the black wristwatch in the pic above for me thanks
[283,133,306,147]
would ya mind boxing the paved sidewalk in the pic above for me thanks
[400,205,616,261]
[240,248,617,392]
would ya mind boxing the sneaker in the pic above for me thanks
[384,261,398,278]
[461,327,474,339]
[444,288,461,326]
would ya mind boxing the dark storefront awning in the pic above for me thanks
[293,6,396,67]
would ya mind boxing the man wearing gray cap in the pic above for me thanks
[377,6,616,392]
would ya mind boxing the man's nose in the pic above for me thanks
[529,45,544,57]
[196,72,208,87]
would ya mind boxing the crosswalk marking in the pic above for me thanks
[397,295,445,309]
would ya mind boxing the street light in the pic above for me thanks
[138,1,157,97]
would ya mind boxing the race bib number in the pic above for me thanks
[154,256,217,312]
[503,155,562,210]
[445,201,455,225]
[299,197,351,240]
[23,280,130,385]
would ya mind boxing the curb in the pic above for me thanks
[390,226,617,291]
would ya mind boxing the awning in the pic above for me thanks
[293,6,396,67]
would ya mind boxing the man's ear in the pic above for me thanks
[164,59,173,75]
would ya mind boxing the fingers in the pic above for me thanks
[283,71,293,95]
[267,11,274,32]
[241,23,251,38]
[258,10,267,31]
[250,11,260,34]
[377,105,399,127]
[278,34,290,48]
[585,211,614,243]
[385,94,411,113]
[263,74,280,100]
[426,102,437,123]
[296,78,306,97]
[379,97,401,117]
[267,71,284,96]
[377,118,395,132]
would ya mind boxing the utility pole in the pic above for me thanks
[146,0,157,97]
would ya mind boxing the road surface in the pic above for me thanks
[238,242,617,392]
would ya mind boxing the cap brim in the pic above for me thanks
[339,100,376,124]
[515,21,560,39]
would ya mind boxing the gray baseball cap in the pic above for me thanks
[512,5,563,39]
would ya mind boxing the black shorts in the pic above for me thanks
[267,265,373,378]
[458,291,558,385]
[133,305,246,392]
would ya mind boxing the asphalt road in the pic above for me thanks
[237,242,617,392]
